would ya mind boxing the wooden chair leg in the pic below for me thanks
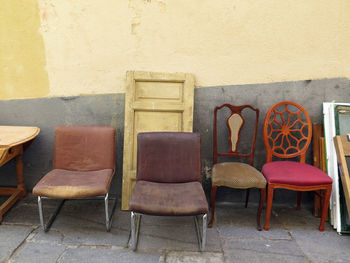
[297,192,302,211]
[264,185,274,231]
[16,153,26,198]
[208,185,218,228]
[245,189,250,208]
[257,188,266,231]
[319,185,332,231]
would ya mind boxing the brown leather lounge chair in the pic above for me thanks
[33,126,117,232]
[129,132,209,251]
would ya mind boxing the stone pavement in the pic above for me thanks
[1,194,350,263]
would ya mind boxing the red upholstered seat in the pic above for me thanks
[262,161,332,186]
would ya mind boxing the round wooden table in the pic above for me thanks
[0,126,40,222]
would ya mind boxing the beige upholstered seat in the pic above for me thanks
[212,162,266,189]
[33,169,114,199]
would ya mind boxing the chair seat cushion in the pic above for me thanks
[212,162,266,189]
[129,181,208,216]
[32,169,114,198]
[262,161,333,186]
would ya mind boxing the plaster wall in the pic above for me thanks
[0,0,49,99]
[1,0,350,99]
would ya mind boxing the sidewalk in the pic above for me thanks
[1,194,350,263]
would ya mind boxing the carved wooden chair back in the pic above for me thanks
[263,101,312,163]
[213,104,259,166]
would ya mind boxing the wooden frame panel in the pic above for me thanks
[334,135,350,217]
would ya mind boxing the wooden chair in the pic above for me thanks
[129,132,208,251]
[262,101,332,231]
[208,104,266,230]
[32,126,117,232]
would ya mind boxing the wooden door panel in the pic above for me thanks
[135,81,183,102]
[122,71,194,210]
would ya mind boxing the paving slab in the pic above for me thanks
[271,205,321,229]
[164,251,224,263]
[59,227,129,247]
[135,216,221,252]
[291,227,350,263]
[136,225,203,252]
[222,238,305,257]
[9,242,66,263]
[2,195,64,226]
[29,228,66,244]
[27,199,130,247]
[214,203,291,240]
[223,248,309,263]
[0,225,35,263]
[221,238,308,263]
[2,195,350,263]
[216,223,291,241]
[59,247,161,263]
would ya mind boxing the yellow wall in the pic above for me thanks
[0,0,49,99]
[1,0,350,99]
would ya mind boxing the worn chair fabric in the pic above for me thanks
[262,101,332,231]
[129,132,208,251]
[209,104,266,230]
[33,126,117,232]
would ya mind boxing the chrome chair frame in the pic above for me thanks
[130,212,207,251]
[37,192,118,232]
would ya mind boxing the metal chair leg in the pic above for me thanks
[37,196,65,232]
[104,193,118,232]
[131,212,141,251]
[202,214,207,251]
[194,214,207,251]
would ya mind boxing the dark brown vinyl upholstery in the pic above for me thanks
[136,132,201,183]
[129,181,208,216]
[33,126,116,199]
[129,132,208,216]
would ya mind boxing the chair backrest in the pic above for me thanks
[137,132,201,183]
[213,104,259,166]
[54,126,116,171]
[263,101,312,163]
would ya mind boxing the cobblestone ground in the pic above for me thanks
[1,195,350,263]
